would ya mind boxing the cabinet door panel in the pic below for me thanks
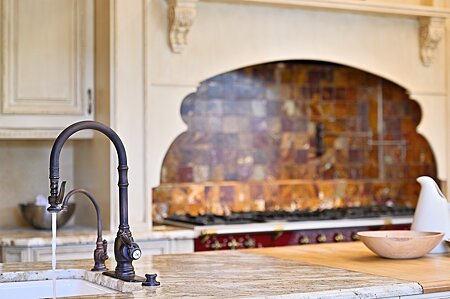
[2,0,91,115]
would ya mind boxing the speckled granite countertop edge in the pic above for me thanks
[0,225,196,247]
[0,251,425,298]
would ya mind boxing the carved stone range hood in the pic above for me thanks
[168,0,449,65]
[147,0,450,196]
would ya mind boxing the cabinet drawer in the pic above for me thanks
[0,238,194,262]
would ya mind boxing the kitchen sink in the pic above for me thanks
[0,278,116,298]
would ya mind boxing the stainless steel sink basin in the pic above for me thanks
[0,278,116,298]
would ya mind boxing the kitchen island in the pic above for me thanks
[251,242,450,295]
[1,242,449,298]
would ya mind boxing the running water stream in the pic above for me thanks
[51,213,57,298]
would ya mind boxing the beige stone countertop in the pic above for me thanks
[251,242,450,294]
[0,250,421,298]
[0,225,196,247]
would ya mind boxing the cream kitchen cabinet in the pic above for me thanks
[0,239,194,262]
[0,0,94,139]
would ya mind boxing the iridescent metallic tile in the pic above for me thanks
[236,164,253,181]
[251,100,267,117]
[193,165,210,182]
[224,168,238,181]
[205,81,225,98]
[154,61,437,214]
[250,118,269,132]
[223,116,241,133]
[266,101,282,116]
[222,100,239,115]
[206,99,224,116]
[250,184,264,199]
[210,165,225,181]
[293,118,308,132]
[220,185,235,204]
[252,133,269,148]
[207,116,223,133]
[251,165,266,180]
[178,167,193,183]
[321,87,335,101]
[194,100,208,115]
[295,149,308,164]
[223,134,239,148]
[281,118,294,132]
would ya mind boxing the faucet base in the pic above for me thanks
[92,265,108,272]
[103,271,146,282]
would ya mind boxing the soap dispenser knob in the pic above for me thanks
[142,273,160,287]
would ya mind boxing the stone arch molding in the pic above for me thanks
[192,56,434,99]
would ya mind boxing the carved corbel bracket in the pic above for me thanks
[419,16,445,67]
[168,0,199,53]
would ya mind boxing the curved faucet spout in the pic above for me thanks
[49,121,129,229]
[62,188,108,272]
[48,120,144,282]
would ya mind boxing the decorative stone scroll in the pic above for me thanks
[168,0,199,53]
[419,17,445,66]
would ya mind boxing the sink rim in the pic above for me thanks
[0,278,116,298]
[0,268,144,293]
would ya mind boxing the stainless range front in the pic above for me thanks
[163,206,414,251]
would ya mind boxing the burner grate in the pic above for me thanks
[164,205,415,226]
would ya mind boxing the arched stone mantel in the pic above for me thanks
[167,0,449,67]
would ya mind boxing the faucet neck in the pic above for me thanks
[117,164,129,229]
[49,121,128,227]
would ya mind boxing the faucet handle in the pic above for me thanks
[129,243,142,260]
[119,231,132,246]
[58,181,66,205]
[48,181,66,212]
[102,239,109,259]
[92,239,109,272]
[118,232,142,260]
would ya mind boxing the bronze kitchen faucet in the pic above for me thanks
[47,121,145,282]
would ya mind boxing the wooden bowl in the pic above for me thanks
[357,230,444,259]
[444,239,450,248]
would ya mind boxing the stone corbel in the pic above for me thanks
[168,0,199,53]
[419,16,445,67]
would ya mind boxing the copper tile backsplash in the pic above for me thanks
[153,61,437,220]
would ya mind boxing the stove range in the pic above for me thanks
[164,205,415,226]
[163,205,415,251]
